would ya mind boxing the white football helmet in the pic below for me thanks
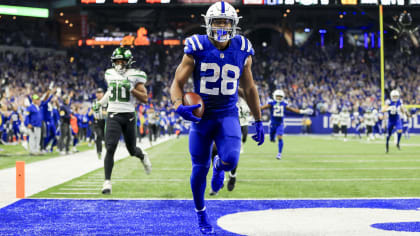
[390,90,400,102]
[203,1,241,43]
[273,89,285,102]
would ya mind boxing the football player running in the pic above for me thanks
[261,89,312,160]
[381,90,406,153]
[100,47,152,195]
[170,2,264,234]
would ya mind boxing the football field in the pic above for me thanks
[33,135,420,198]
[1,135,420,235]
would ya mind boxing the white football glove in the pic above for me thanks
[300,108,313,115]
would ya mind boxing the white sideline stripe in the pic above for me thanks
[59,188,98,191]
[193,35,203,50]
[306,160,420,163]
[31,197,420,200]
[50,192,98,195]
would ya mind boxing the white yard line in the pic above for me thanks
[0,135,174,208]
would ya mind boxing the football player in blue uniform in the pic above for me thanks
[261,89,312,160]
[170,1,264,234]
[381,90,406,153]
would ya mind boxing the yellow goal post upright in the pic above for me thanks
[379,5,420,109]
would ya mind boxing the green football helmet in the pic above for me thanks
[111,47,134,73]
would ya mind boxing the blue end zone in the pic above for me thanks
[1,199,420,235]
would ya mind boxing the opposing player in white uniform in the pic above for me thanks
[331,110,340,136]
[100,47,152,194]
[339,107,351,141]
[363,108,375,141]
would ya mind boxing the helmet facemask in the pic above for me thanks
[203,1,241,43]
[112,59,130,74]
[207,17,236,43]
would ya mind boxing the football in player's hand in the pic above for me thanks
[183,92,205,118]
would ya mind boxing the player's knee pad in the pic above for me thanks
[277,135,283,140]
[219,151,239,171]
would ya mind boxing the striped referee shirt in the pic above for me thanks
[92,100,107,120]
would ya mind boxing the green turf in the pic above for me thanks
[32,135,420,199]
[0,142,94,170]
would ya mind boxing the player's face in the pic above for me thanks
[210,18,233,43]
[114,59,128,67]
[211,18,232,29]
[96,92,104,100]
[276,95,283,101]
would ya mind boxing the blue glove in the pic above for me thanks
[176,104,202,123]
[252,120,264,145]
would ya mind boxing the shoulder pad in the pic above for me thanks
[127,69,147,83]
[236,35,255,56]
[184,34,204,55]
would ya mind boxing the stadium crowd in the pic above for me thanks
[0,38,419,154]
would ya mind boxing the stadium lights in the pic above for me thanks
[283,13,287,17]
[304,28,310,33]
[13,16,16,20]
[339,14,343,19]
[0,5,48,18]
[60,12,64,16]
[65,19,69,24]
[69,23,73,27]
[319,29,327,34]
[286,9,290,13]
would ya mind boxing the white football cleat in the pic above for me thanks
[141,152,152,175]
[101,180,112,194]
[276,153,282,160]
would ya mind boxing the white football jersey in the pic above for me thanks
[339,112,351,126]
[237,96,250,126]
[331,113,340,125]
[105,68,147,113]
[364,112,375,126]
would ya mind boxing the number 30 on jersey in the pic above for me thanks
[200,63,240,96]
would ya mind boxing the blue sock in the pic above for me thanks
[278,139,283,154]
[73,138,78,146]
[190,164,209,211]
[397,132,402,144]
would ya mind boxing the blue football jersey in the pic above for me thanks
[184,34,254,119]
[268,100,288,124]
[9,111,21,127]
[385,99,402,122]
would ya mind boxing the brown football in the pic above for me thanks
[183,92,205,118]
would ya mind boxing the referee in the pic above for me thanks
[91,88,107,159]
